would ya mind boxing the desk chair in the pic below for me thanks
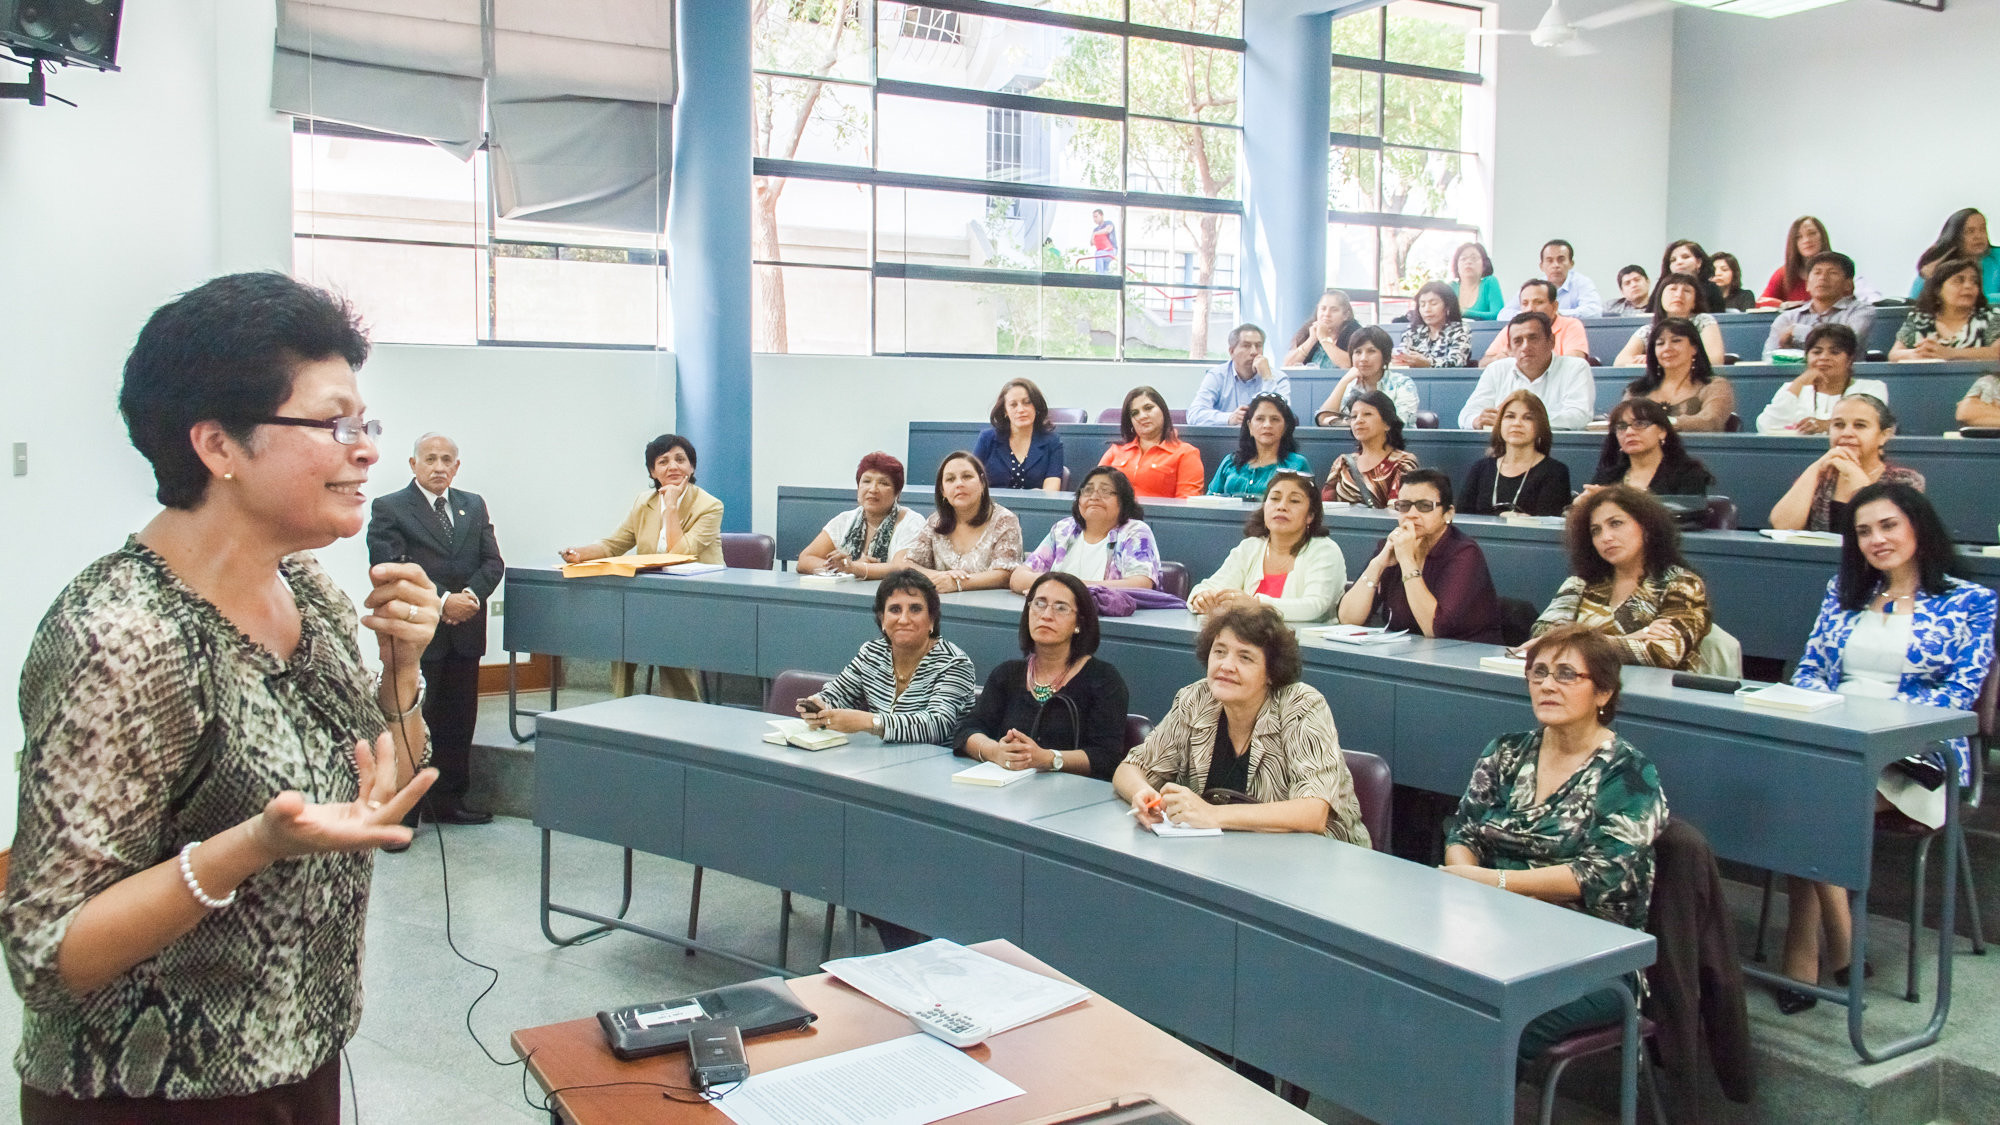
[1048,407,1089,424]
[1157,561,1190,600]
[1414,410,1440,429]
[720,532,776,570]
[683,670,838,967]
[1703,497,1739,530]
[1533,1018,1667,1125]
[1500,596,1539,648]
[1723,412,1744,432]
[1342,749,1392,851]
[1125,713,1154,750]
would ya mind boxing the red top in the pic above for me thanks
[1762,266,1808,306]
[1254,572,1289,599]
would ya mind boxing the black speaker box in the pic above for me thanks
[0,0,123,71]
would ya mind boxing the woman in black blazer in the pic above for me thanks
[1458,389,1572,516]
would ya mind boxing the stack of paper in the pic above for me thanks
[821,940,1090,1037]
[1737,683,1843,712]
[715,1035,1022,1125]
[1311,624,1408,646]
[798,572,858,588]
[559,552,693,578]
[951,761,1036,787]
[1479,654,1528,675]
[1147,817,1221,838]
[662,561,727,576]
[1758,529,1843,546]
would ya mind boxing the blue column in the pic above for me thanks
[669,0,753,531]
[1242,4,1332,344]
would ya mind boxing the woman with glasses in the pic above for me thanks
[894,451,1023,593]
[1206,392,1311,500]
[5,274,440,1121]
[1773,483,1996,1013]
[1458,390,1572,517]
[1441,624,1667,1063]
[955,572,1130,780]
[1188,471,1348,623]
[1116,603,1369,843]
[1590,398,1714,496]
[1336,469,1501,642]
[1769,395,1924,533]
[1532,486,1712,670]
[559,432,724,699]
[1012,467,1161,592]
[1322,390,1418,509]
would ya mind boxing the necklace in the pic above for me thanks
[1028,653,1073,703]
[1491,454,1534,511]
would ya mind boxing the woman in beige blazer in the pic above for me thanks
[561,434,726,697]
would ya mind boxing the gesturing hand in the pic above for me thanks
[253,734,437,859]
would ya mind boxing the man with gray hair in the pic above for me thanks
[367,433,505,839]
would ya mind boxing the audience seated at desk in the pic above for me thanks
[1622,318,1736,432]
[1207,392,1312,499]
[1454,241,1506,322]
[1769,395,1923,533]
[1661,239,1728,314]
[1114,604,1370,844]
[1611,275,1725,367]
[1711,251,1759,312]
[798,452,924,580]
[894,451,1023,594]
[1501,239,1602,321]
[1892,257,2000,363]
[1314,327,1418,426]
[1762,252,1875,359]
[1956,372,2000,429]
[1441,625,1667,1061]
[1908,207,2000,300]
[1460,312,1596,430]
[1533,486,1713,671]
[1281,289,1360,369]
[559,433,723,700]
[974,378,1064,491]
[1394,281,1472,368]
[1757,324,1890,435]
[1459,390,1574,517]
[1188,471,1347,623]
[1775,484,1997,1015]
[1481,280,1591,367]
[1592,399,1715,495]
[956,572,1130,780]
[1761,215,1832,307]
[1098,386,1204,499]
[1013,467,1161,592]
[1323,391,1418,509]
[1190,323,1290,427]
[1603,264,1651,317]
[1336,469,1502,642]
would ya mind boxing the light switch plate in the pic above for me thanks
[11,443,24,477]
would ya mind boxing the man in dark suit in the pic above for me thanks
[368,432,505,829]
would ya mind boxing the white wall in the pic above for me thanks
[1667,2,1990,299]
[750,356,1211,535]
[1489,0,1675,291]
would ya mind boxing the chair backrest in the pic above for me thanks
[1047,407,1089,424]
[1498,597,1539,648]
[764,670,834,717]
[1722,412,1744,432]
[1123,713,1154,750]
[721,532,776,571]
[1096,407,1124,424]
[1703,496,1738,531]
[1413,410,1440,429]
[1060,465,1072,490]
[1170,409,1188,424]
[1342,749,1392,851]
[1721,353,1741,367]
[1157,561,1190,600]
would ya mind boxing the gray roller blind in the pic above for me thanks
[274,0,675,232]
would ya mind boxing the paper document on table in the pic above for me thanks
[1146,817,1222,838]
[821,940,1089,1035]
[1758,528,1843,546]
[714,1034,1022,1125]
[1310,624,1408,646]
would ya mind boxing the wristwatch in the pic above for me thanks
[1043,750,1065,773]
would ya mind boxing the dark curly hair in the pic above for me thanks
[1564,484,1689,584]
[1350,389,1407,452]
[1836,482,1962,612]
[643,434,699,487]
[875,568,942,638]
[1195,603,1302,689]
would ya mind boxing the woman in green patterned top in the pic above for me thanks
[1531,485,1712,670]
[1442,624,1668,1063]
[4,273,440,1121]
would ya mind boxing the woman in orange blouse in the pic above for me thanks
[1098,386,1204,499]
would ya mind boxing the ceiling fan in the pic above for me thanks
[1471,0,1675,56]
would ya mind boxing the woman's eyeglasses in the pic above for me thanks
[1610,420,1658,435]
[1389,499,1440,514]
[258,415,383,445]
[1527,663,1591,685]
[1028,598,1076,617]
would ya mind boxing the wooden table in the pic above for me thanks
[511,940,1315,1124]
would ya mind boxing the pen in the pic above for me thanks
[1125,794,1163,818]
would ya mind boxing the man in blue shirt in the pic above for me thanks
[1505,239,1603,319]
[1187,323,1291,427]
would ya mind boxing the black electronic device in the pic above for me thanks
[688,1023,750,1090]
[597,977,816,1061]
[1672,672,1741,694]
[1018,1095,1196,1125]
[0,0,124,70]
[1961,427,2000,439]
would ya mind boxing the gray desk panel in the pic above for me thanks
[843,805,1024,944]
[1022,855,1238,1052]
[1299,667,1398,770]
[755,603,884,680]
[533,696,952,781]
[681,766,845,903]
[1392,680,1526,794]
[625,587,759,674]
[1234,923,1512,1125]
[533,738,684,856]
[503,574,625,659]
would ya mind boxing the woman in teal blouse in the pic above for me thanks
[1207,392,1311,499]
[1453,241,1505,321]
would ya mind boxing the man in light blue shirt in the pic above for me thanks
[1503,239,1603,319]
[1187,323,1291,427]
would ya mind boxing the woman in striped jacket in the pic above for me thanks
[799,570,978,745]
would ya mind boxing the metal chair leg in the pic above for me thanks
[821,904,836,963]
[1642,1058,1669,1125]
[684,866,704,957]
[1537,1056,1573,1125]
[1909,836,1933,1002]
[1753,868,1777,962]
[1960,830,1986,955]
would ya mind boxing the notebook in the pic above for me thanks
[1311,624,1408,646]
[560,552,694,578]
[1736,683,1843,712]
[952,761,1037,787]
[763,719,848,751]
[1479,654,1528,675]
[1146,818,1221,838]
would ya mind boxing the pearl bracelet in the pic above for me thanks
[178,840,238,910]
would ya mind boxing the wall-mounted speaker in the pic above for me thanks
[0,0,123,71]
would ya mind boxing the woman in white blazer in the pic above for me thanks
[1187,471,1348,623]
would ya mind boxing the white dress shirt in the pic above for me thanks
[1458,355,1597,430]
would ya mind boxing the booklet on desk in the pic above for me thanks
[1146,817,1221,838]
[952,761,1036,787]
[763,719,848,751]
[1311,624,1408,646]
[662,561,727,576]
[1479,654,1528,675]
[1736,683,1843,712]
[821,939,1089,1037]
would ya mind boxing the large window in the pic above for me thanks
[1329,0,1489,323]
[752,0,1244,360]
[292,124,672,347]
